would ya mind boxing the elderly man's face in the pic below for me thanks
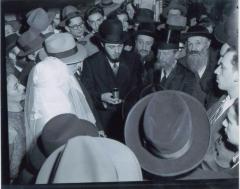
[135,35,154,60]
[87,12,104,33]
[186,36,210,73]
[104,43,124,62]
[214,51,238,92]
[66,16,85,39]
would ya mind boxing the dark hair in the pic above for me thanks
[84,6,104,21]
[65,15,83,27]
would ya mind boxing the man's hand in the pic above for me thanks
[101,92,122,105]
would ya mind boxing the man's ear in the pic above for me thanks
[206,39,211,49]
[65,26,70,32]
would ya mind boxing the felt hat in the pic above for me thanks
[96,19,127,43]
[17,28,45,57]
[59,5,81,27]
[6,33,18,53]
[181,25,212,41]
[38,32,87,65]
[135,22,156,38]
[26,8,55,32]
[157,29,180,49]
[124,90,210,177]
[133,8,154,23]
[97,0,121,16]
[28,113,99,172]
[36,136,143,183]
[162,0,187,18]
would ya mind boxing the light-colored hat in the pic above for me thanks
[39,33,87,65]
[36,136,143,183]
[59,5,81,27]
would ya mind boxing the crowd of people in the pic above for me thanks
[4,0,238,184]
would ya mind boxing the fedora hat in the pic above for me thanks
[157,29,180,50]
[181,25,212,41]
[96,19,127,43]
[98,0,121,16]
[6,33,18,53]
[133,8,154,23]
[162,0,187,18]
[26,8,55,32]
[17,28,45,57]
[38,32,87,65]
[124,90,210,177]
[59,5,81,27]
[36,136,143,183]
[28,113,99,172]
[135,22,156,38]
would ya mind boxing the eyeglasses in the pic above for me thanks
[69,23,85,30]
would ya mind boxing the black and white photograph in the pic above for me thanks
[1,0,239,188]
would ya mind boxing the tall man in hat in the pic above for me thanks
[81,19,141,142]
[180,25,223,108]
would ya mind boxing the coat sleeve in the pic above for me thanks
[81,59,105,109]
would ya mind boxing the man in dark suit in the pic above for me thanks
[81,19,141,142]
[180,25,224,108]
[141,29,199,99]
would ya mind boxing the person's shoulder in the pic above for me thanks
[84,51,103,63]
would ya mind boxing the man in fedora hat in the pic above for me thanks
[36,136,143,183]
[124,90,210,179]
[81,19,141,142]
[96,0,122,16]
[180,25,223,108]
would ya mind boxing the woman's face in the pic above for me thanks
[222,105,239,146]
[7,74,25,103]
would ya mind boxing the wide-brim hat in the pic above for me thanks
[26,8,55,32]
[157,29,180,49]
[135,22,156,38]
[36,136,143,183]
[6,33,18,53]
[96,19,128,43]
[59,5,82,27]
[17,28,45,57]
[181,25,212,42]
[28,113,99,172]
[162,0,187,18]
[125,90,210,177]
[38,32,87,65]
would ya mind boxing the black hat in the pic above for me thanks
[96,19,127,43]
[181,25,212,41]
[135,22,156,38]
[157,29,180,49]
[133,8,154,23]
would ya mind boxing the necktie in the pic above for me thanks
[161,70,167,85]
[112,63,119,76]
[209,104,223,125]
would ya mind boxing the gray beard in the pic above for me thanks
[186,52,208,74]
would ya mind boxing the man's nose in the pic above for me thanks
[214,66,220,75]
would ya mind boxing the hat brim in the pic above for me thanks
[181,32,212,42]
[96,32,128,44]
[39,43,87,65]
[124,90,210,177]
[59,12,81,27]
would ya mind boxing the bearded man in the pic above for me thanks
[180,25,223,109]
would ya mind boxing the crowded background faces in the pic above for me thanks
[3,0,239,185]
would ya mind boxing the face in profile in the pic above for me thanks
[214,51,238,91]
[135,35,154,60]
[222,104,239,146]
[7,74,25,103]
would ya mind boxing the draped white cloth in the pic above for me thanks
[24,57,96,153]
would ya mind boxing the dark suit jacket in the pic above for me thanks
[140,63,199,99]
[81,50,141,109]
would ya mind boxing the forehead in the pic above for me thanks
[187,36,208,43]
[88,12,103,21]
[220,43,230,56]
[221,51,234,65]
[136,35,154,42]
[69,16,83,24]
